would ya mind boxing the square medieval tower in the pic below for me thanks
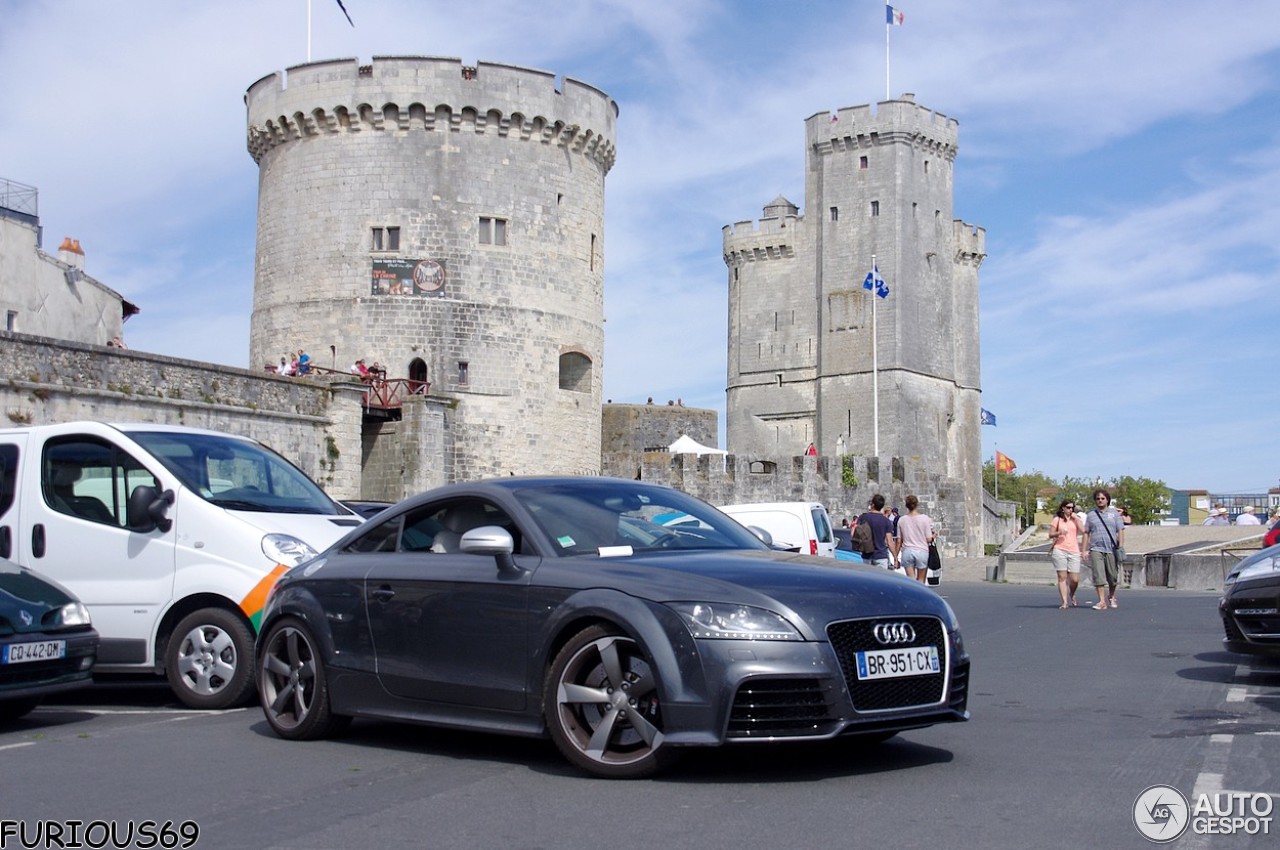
[725,94,985,514]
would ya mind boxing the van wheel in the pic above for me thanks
[165,608,256,709]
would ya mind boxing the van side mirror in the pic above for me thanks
[127,486,175,533]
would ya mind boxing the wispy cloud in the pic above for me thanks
[3,0,1279,491]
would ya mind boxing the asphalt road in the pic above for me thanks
[1,583,1276,850]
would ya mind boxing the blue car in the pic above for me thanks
[1,558,98,721]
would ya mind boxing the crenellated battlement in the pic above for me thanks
[721,216,800,265]
[953,220,986,267]
[806,94,958,160]
[245,56,617,171]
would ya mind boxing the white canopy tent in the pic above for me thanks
[667,434,727,456]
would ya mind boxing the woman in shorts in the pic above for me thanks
[1049,498,1084,608]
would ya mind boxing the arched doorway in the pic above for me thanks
[408,358,429,395]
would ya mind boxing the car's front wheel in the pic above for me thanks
[257,617,347,740]
[165,608,256,709]
[544,625,677,779]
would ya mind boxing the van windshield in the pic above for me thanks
[125,430,342,515]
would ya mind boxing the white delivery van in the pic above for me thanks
[718,501,837,557]
[0,422,362,708]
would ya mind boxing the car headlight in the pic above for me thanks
[57,602,92,627]
[262,533,319,567]
[1226,555,1280,586]
[669,602,802,641]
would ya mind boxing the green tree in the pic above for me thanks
[982,460,1054,528]
[1110,475,1171,525]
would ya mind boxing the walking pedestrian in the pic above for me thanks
[894,495,935,584]
[1049,498,1085,608]
[855,494,895,569]
[1082,488,1125,610]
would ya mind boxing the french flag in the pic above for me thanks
[886,5,905,26]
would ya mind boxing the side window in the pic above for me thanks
[344,500,520,555]
[812,508,834,543]
[0,444,17,517]
[42,438,158,527]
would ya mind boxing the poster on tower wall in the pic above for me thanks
[371,258,447,296]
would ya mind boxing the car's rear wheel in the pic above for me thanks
[165,608,256,709]
[0,697,41,722]
[545,625,677,779]
[258,617,347,740]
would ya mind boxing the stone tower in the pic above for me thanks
[245,58,617,480]
[725,94,985,536]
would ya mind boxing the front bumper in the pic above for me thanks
[1220,586,1280,658]
[0,629,99,701]
[661,615,969,745]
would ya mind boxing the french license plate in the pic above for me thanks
[1,640,67,664]
[855,645,939,680]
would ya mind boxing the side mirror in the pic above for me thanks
[747,525,774,547]
[127,486,175,533]
[459,525,520,574]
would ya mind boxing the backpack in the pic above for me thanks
[853,517,875,556]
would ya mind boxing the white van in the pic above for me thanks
[718,501,837,557]
[0,422,362,708]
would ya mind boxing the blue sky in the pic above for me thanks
[3,0,1278,494]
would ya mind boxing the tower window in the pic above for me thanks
[870,200,880,217]
[5,311,16,332]
[457,361,469,384]
[558,351,592,392]
[859,155,868,170]
[924,160,930,174]
[830,206,839,222]
[479,217,508,246]
[371,226,400,252]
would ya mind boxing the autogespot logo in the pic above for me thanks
[1134,785,1190,843]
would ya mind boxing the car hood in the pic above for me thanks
[534,548,956,637]
[224,509,364,551]
[0,563,78,634]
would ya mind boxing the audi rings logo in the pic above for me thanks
[873,622,916,645]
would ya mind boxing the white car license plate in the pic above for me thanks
[1,640,67,664]
[855,645,939,680]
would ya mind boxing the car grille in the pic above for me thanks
[1223,604,1280,645]
[725,678,836,738]
[827,617,949,711]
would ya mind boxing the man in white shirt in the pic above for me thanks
[1235,506,1262,525]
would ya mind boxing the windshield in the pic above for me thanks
[126,430,343,515]
[513,481,767,556]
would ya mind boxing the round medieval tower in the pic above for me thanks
[245,58,617,480]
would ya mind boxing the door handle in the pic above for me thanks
[370,585,396,602]
[0,525,9,559]
[32,524,45,558]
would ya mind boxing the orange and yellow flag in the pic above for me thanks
[995,451,1016,473]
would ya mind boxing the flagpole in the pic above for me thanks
[994,446,1000,499]
[885,15,891,101]
[307,0,313,62]
[871,253,879,458]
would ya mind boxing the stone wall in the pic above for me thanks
[601,403,717,454]
[0,331,364,497]
[602,449,981,556]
